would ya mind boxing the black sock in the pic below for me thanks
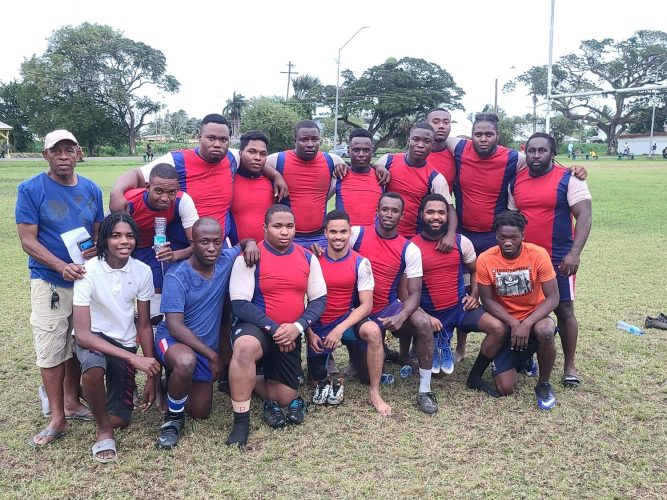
[226,411,250,447]
[468,354,493,380]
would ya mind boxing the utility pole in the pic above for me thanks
[280,61,298,101]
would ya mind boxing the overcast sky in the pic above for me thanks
[2,0,663,137]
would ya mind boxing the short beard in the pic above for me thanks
[423,222,447,238]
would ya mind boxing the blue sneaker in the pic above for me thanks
[439,334,454,375]
[535,382,557,411]
[519,355,538,377]
[431,335,441,374]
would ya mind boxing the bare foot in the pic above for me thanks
[454,350,466,364]
[370,392,392,416]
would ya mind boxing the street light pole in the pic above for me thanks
[545,0,556,134]
[333,26,369,146]
[649,59,667,158]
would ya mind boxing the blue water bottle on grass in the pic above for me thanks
[616,320,644,336]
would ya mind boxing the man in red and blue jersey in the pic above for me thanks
[229,130,276,245]
[411,194,506,396]
[508,133,592,388]
[266,120,345,248]
[426,108,456,192]
[125,163,198,322]
[109,114,288,239]
[334,128,383,226]
[226,205,327,446]
[350,192,438,414]
[307,210,390,416]
[374,123,456,244]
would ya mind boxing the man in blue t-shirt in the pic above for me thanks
[16,129,105,447]
[153,217,259,449]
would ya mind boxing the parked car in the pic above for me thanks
[330,144,349,158]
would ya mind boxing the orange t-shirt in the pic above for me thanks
[476,242,556,321]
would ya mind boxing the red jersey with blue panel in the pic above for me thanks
[229,171,274,244]
[383,153,451,238]
[350,226,422,315]
[428,149,456,193]
[508,164,591,263]
[274,150,335,235]
[453,140,519,234]
[335,167,383,226]
[140,147,238,238]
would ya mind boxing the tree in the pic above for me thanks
[510,30,667,153]
[240,97,305,153]
[336,57,464,147]
[19,23,179,155]
[0,81,35,151]
[222,92,246,138]
[291,74,324,117]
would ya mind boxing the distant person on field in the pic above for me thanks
[16,130,104,447]
[146,143,154,162]
[73,213,159,462]
[567,142,573,158]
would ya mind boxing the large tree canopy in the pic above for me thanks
[510,30,667,152]
[337,57,464,148]
[18,23,179,155]
[240,97,305,153]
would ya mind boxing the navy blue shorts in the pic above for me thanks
[370,300,404,338]
[553,263,576,302]
[294,232,327,250]
[430,304,486,341]
[491,318,556,376]
[308,312,365,357]
[134,247,164,289]
[460,229,497,255]
[155,334,214,382]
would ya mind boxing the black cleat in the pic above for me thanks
[157,413,185,450]
[286,396,308,425]
[262,400,287,428]
[467,377,500,398]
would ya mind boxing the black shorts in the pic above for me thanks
[231,323,303,390]
[75,332,137,423]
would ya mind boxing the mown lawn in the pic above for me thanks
[0,156,665,498]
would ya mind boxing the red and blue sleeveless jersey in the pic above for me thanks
[252,241,312,324]
[229,172,274,244]
[509,165,574,262]
[453,141,519,233]
[386,154,441,238]
[171,148,237,237]
[411,233,466,313]
[429,149,456,193]
[318,249,365,325]
[125,188,187,249]
[276,150,334,234]
[353,226,410,315]
[335,168,383,226]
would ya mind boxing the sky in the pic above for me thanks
[1,0,663,137]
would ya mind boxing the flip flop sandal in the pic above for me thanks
[27,428,66,448]
[562,374,581,388]
[66,408,94,421]
[92,438,117,463]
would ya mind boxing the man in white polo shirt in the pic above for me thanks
[73,213,160,463]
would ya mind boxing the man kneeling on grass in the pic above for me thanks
[73,213,160,463]
[476,211,560,410]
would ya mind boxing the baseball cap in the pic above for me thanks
[43,130,78,150]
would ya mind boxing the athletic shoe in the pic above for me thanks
[431,341,441,374]
[440,335,455,375]
[327,379,344,405]
[262,400,287,428]
[286,397,308,425]
[416,392,439,414]
[645,316,667,330]
[519,355,538,377]
[156,413,185,449]
[535,382,557,411]
[312,380,331,405]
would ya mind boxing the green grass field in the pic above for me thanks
[0,157,666,498]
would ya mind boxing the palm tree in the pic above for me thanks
[223,91,246,139]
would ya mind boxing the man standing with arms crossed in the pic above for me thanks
[16,130,104,446]
[508,132,592,388]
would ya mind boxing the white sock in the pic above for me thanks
[419,368,432,394]
[150,293,162,319]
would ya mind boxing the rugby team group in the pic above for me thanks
[16,108,592,461]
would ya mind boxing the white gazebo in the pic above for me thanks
[0,120,11,158]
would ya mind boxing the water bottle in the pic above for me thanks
[380,373,395,385]
[153,217,167,252]
[399,364,413,379]
[616,320,644,336]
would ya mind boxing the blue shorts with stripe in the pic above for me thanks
[308,312,365,357]
[155,333,214,382]
[429,303,487,342]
